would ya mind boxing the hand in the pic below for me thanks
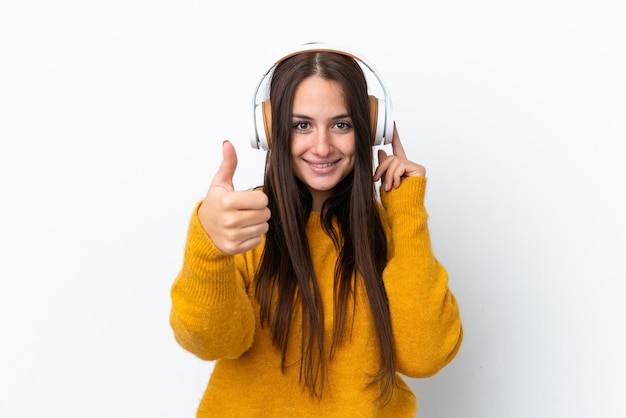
[198,141,270,255]
[373,124,426,191]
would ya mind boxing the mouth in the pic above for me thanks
[303,158,340,173]
[309,161,335,168]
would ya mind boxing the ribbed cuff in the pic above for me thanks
[179,201,239,304]
[380,176,428,218]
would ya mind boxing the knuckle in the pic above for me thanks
[221,193,236,209]
[258,191,269,207]
[221,214,236,228]
[223,228,240,242]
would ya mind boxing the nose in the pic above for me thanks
[312,129,331,156]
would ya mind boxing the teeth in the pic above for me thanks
[311,162,333,168]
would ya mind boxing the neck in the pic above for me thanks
[311,191,330,212]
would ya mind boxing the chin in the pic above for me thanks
[308,178,342,192]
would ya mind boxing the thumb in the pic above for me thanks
[212,140,238,190]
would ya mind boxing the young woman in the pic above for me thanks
[170,44,463,417]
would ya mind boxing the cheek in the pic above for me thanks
[346,156,356,173]
[344,141,357,162]
[289,146,302,167]
[289,147,304,177]
[289,137,303,158]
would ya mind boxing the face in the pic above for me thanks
[290,76,356,211]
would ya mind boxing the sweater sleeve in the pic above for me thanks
[169,201,256,360]
[380,176,463,378]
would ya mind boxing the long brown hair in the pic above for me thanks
[254,51,395,401]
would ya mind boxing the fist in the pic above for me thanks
[198,141,270,255]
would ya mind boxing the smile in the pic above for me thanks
[310,162,334,168]
[303,159,340,174]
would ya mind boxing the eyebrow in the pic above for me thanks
[291,113,352,120]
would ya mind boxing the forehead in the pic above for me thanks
[292,76,348,111]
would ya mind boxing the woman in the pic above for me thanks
[170,45,463,417]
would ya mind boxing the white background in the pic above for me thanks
[1,1,624,417]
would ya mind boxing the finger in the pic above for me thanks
[373,149,389,181]
[211,140,238,191]
[374,155,397,191]
[220,206,271,230]
[220,235,263,255]
[391,124,408,160]
[379,156,405,191]
[221,189,269,211]
[377,149,389,165]
[385,158,401,192]
[234,235,264,254]
[221,221,269,255]
[239,220,270,239]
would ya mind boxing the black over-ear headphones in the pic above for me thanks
[250,42,394,151]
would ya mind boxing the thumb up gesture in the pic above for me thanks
[198,141,270,255]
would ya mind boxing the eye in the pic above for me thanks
[293,121,310,131]
[335,121,352,130]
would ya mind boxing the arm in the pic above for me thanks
[380,176,463,378]
[374,125,462,377]
[169,203,256,360]
[170,141,269,360]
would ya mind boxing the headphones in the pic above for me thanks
[250,42,394,151]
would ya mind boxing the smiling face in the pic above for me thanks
[290,76,356,211]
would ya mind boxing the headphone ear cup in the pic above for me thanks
[369,95,386,146]
[262,100,272,150]
[253,99,272,150]
[369,95,378,144]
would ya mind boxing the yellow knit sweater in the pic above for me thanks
[170,176,463,417]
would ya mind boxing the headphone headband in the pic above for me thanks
[250,42,394,150]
